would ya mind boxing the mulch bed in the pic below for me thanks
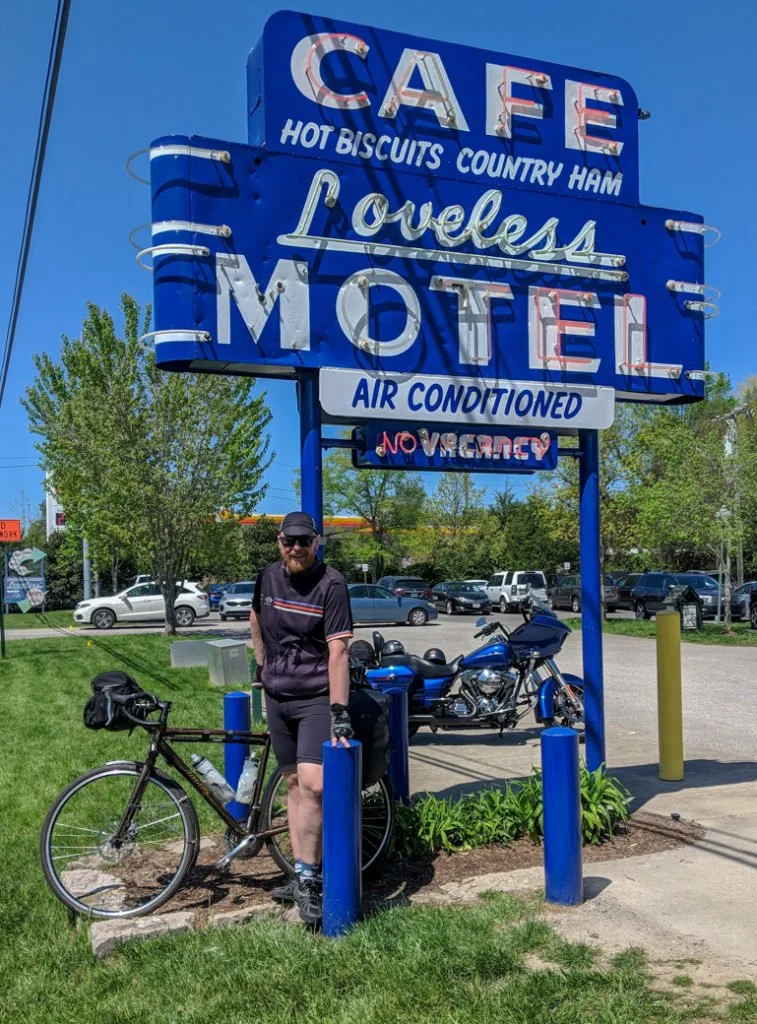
[164,811,704,925]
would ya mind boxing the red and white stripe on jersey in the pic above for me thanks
[272,598,324,618]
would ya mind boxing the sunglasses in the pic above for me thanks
[279,534,316,549]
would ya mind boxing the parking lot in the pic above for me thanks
[8,607,754,787]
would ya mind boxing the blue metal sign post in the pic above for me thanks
[145,11,713,816]
[298,369,324,533]
[579,429,605,771]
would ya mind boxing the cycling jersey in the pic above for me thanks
[252,560,353,698]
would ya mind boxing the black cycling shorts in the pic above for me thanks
[265,693,330,772]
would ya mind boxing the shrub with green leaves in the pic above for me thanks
[394,766,630,858]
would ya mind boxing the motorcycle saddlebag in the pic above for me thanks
[83,671,144,731]
[348,687,391,788]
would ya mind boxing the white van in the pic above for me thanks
[486,571,548,612]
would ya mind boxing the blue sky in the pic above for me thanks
[1,0,755,521]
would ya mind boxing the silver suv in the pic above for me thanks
[485,571,548,613]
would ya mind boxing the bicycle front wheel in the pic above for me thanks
[260,768,395,878]
[40,761,200,919]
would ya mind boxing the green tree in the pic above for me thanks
[24,296,272,634]
[409,473,489,580]
[320,449,426,578]
[625,375,740,626]
[533,404,652,572]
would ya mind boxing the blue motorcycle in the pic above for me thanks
[360,601,585,739]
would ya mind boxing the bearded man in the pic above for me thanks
[250,511,354,924]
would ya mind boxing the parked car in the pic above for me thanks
[547,574,619,613]
[485,570,548,612]
[615,573,641,610]
[733,581,757,621]
[749,588,757,630]
[631,572,743,620]
[604,571,628,584]
[73,582,209,629]
[603,576,620,612]
[219,581,255,620]
[376,575,432,599]
[463,579,489,590]
[206,583,226,611]
[430,581,490,615]
[348,584,437,626]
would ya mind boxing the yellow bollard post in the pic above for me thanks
[656,610,684,781]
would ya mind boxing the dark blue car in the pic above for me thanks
[206,584,226,611]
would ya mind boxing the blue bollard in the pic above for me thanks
[541,726,583,905]
[322,739,362,937]
[223,690,250,821]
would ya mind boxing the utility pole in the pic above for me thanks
[82,538,92,600]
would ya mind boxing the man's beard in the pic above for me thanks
[283,551,316,574]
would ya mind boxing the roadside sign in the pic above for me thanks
[248,12,640,204]
[45,474,66,538]
[151,138,704,408]
[9,548,45,577]
[149,12,709,414]
[4,575,46,602]
[0,519,21,543]
[353,422,559,472]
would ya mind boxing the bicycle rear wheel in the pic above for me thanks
[260,767,394,877]
[40,761,200,919]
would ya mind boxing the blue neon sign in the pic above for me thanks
[247,11,640,204]
[353,423,559,472]
[149,133,706,414]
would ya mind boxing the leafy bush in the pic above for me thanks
[394,766,630,858]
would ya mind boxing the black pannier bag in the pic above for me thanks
[83,671,145,731]
[347,687,391,788]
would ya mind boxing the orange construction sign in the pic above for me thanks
[0,519,22,543]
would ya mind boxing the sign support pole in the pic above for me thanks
[579,429,605,771]
[0,547,6,660]
[298,369,324,536]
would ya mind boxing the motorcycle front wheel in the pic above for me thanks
[544,684,585,735]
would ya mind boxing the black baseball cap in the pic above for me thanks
[280,511,318,536]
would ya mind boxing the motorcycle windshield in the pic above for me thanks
[508,617,571,659]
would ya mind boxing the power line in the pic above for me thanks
[0,0,72,408]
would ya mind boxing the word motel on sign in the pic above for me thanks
[289,33,625,156]
[215,164,681,383]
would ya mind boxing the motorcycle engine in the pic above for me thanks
[457,667,519,716]
[472,668,508,695]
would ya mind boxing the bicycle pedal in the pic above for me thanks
[215,833,258,871]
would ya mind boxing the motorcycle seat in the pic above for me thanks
[381,654,461,679]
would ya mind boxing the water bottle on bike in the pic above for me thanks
[190,754,234,804]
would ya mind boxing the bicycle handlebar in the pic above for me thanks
[110,691,167,726]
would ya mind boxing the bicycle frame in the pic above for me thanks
[112,704,289,847]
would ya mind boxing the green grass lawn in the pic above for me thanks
[1,633,754,1023]
[2,608,75,629]
[566,617,757,646]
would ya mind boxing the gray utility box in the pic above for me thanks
[663,584,704,631]
[206,639,251,688]
[170,640,211,669]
